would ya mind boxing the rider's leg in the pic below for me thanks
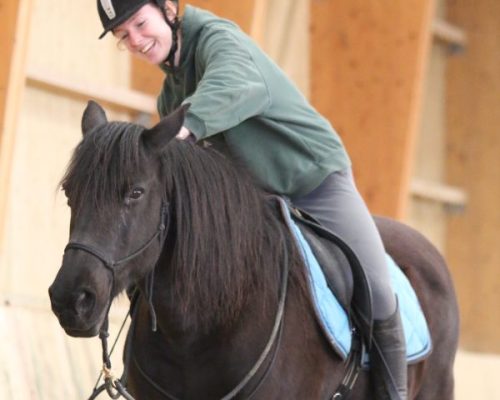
[291,168,407,400]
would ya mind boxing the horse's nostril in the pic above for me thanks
[74,289,96,316]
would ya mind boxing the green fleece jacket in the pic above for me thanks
[157,6,350,197]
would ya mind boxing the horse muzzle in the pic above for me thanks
[48,282,104,337]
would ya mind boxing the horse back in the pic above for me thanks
[374,216,458,309]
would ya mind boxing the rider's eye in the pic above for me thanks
[129,187,145,200]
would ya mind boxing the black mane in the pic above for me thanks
[161,143,306,331]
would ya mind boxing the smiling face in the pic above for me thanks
[113,3,174,64]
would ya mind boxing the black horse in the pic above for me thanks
[49,101,459,399]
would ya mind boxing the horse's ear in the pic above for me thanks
[142,103,190,151]
[82,100,108,136]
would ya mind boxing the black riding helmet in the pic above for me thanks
[97,0,180,66]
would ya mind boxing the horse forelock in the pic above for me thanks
[60,121,145,217]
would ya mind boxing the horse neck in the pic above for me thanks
[132,215,317,399]
[148,145,289,338]
[153,204,287,338]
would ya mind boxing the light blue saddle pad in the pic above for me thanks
[286,212,432,366]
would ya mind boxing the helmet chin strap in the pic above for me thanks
[159,3,180,69]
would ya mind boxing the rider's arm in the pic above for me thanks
[181,27,271,140]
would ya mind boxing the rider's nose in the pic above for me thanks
[128,31,142,49]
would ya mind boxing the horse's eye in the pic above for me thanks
[129,187,145,200]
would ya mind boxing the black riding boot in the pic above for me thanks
[370,303,407,400]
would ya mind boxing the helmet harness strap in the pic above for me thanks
[157,0,180,70]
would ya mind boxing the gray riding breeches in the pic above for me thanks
[291,168,397,319]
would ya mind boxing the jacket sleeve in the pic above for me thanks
[182,27,272,139]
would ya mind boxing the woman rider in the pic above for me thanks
[96,1,407,398]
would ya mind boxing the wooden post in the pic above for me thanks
[446,0,500,353]
[0,0,33,253]
[310,0,435,218]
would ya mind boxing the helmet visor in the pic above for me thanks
[97,0,151,39]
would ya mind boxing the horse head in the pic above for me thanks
[48,101,188,337]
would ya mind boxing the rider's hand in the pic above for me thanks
[176,126,192,140]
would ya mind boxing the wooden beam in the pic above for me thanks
[410,178,467,208]
[181,0,256,33]
[249,0,267,48]
[446,0,500,353]
[26,68,156,115]
[0,0,33,255]
[310,0,436,219]
[432,19,467,51]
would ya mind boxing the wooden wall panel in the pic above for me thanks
[0,0,20,127]
[181,0,256,33]
[407,42,448,253]
[446,0,500,353]
[0,1,138,397]
[0,0,131,299]
[258,0,310,95]
[0,0,32,257]
[310,0,435,218]
[0,303,129,400]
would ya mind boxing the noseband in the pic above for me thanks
[65,202,168,272]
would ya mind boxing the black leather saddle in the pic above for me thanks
[280,201,375,347]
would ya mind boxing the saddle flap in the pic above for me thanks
[289,207,374,344]
[294,220,353,310]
